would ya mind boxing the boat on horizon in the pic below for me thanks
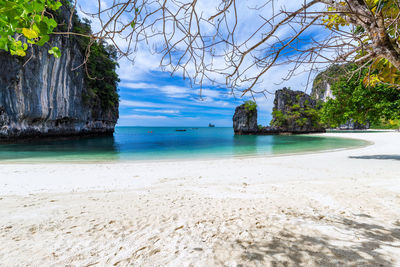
[208,123,215,127]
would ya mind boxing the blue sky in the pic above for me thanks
[78,0,324,127]
[117,70,251,127]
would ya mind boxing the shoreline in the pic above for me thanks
[1,131,400,265]
[0,132,373,165]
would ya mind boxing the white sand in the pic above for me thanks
[1,131,400,266]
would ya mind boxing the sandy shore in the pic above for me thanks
[1,131,400,266]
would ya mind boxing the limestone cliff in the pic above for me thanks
[0,11,118,141]
[311,64,344,102]
[232,104,258,134]
[270,88,325,133]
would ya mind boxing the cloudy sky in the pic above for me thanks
[77,0,324,127]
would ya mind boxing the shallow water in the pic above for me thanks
[0,127,368,162]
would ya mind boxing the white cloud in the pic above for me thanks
[158,85,190,98]
[120,99,186,109]
[119,114,167,119]
[198,89,221,99]
[119,100,158,108]
[119,82,157,89]
[131,109,180,114]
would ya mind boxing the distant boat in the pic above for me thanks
[176,129,187,132]
[208,123,215,127]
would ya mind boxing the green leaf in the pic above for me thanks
[37,35,49,46]
[32,2,45,12]
[48,46,61,58]
[38,21,49,34]
[47,19,57,30]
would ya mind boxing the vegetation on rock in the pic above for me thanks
[69,17,119,110]
[271,92,323,130]
[244,101,257,112]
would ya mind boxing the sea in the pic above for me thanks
[0,127,368,162]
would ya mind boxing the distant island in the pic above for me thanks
[208,123,215,127]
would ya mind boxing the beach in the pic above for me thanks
[1,131,400,266]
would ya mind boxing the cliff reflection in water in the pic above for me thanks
[0,136,119,162]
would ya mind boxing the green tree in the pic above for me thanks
[320,66,400,128]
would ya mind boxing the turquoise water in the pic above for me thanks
[0,127,368,162]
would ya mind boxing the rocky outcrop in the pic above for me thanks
[233,88,325,135]
[0,12,118,141]
[337,120,370,130]
[233,104,258,134]
[270,88,325,133]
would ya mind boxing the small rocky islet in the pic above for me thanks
[233,88,325,135]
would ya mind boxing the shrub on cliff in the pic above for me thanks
[244,100,257,112]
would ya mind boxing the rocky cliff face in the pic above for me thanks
[311,65,343,102]
[0,23,118,141]
[271,88,325,133]
[233,104,258,134]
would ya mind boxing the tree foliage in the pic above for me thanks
[320,65,400,128]
[271,104,322,129]
[0,0,62,57]
[322,0,400,87]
